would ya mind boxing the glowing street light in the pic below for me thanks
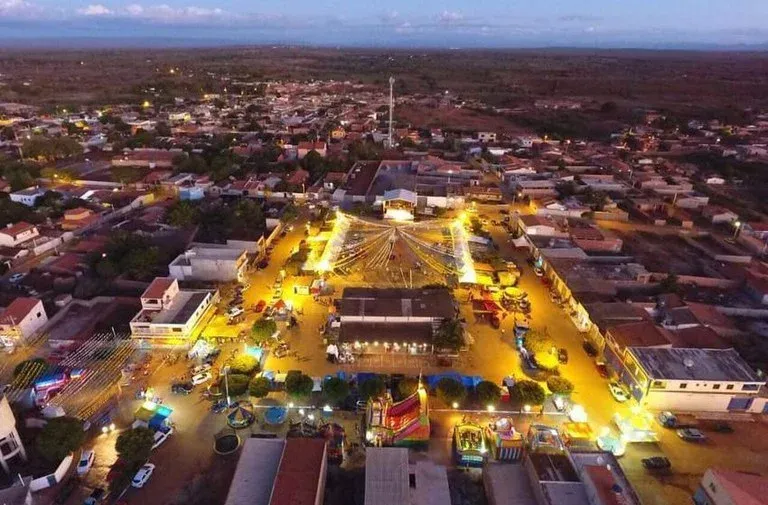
[487,405,496,413]
[452,402,459,409]
[523,404,531,413]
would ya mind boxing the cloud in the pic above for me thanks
[380,10,399,24]
[0,0,31,14]
[438,10,463,25]
[78,4,112,16]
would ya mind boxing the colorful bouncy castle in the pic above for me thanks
[365,384,430,447]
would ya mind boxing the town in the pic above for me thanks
[1,49,768,505]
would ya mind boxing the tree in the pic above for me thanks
[358,376,386,401]
[224,373,250,396]
[475,381,501,406]
[115,427,154,464]
[510,380,546,406]
[435,378,467,406]
[285,371,314,399]
[659,272,681,294]
[248,376,271,398]
[36,417,85,463]
[546,377,574,396]
[322,377,350,406]
[526,330,559,371]
[251,318,277,343]
[396,377,419,399]
[165,201,200,228]
[229,354,259,376]
[433,319,464,352]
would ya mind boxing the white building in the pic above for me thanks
[0,395,27,473]
[130,278,218,345]
[0,222,39,247]
[9,187,45,207]
[169,246,248,282]
[619,347,764,412]
[694,468,768,505]
[477,132,497,143]
[0,297,48,347]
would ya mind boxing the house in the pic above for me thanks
[168,245,248,282]
[364,448,451,505]
[0,222,39,247]
[297,141,327,159]
[287,169,310,188]
[702,205,738,224]
[9,187,45,207]
[61,207,99,231]
[0,297,48,347]
[129,277,218,345]
[518,215,565,237]
[477,132,497,143]
[694,468,768,505]
[224,438,327,505]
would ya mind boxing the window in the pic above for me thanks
[36,312,41,318]
[173,328,182,333]
[742,384,759,391]
[652,380,666,389]
[679,383,688,389]
[713,384,721,390]
[726,384,734,390]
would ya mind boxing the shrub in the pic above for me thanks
[285,371,314,399]
[36,417,85,463]
[358,376,386,401]
[546,377,574,396]
[322,377,350,405]
[115,427,154,464]
[248,376,271,398]
[251,318,277,343]
[475,380,501,406]
[224,373,250,396]
[435,378,467,406]
[510,380,546,406]
[229,354,259,376]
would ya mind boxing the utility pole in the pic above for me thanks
[388,76,395,149]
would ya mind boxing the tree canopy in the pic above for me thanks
[224,373,250,396]
[36,417,85,463]
[248,376,271,398]
[510,380,546,406]
[251,318,277,343]
[435,377,467,406]
[22,135,83,162]
[358,376,386,401]
[115,427,154,464]
[229,354,259,376]
[322,377,350,405]
[546,376,574,396]
[434,319,464,352]
[285,371,314,399]
[475,381,502,406]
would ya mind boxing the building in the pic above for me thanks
[168,245,248,282]
[297,141,327,159]
[365,448,410,505]
[129,277,218,345]
[9,187,45,207]
[224,438,327,505]
[61,207,99,231]
[694,468,768,505]
[0,222,39,247]
[0,395,27,473]
[477,132,497,143]
[616,347,764,411]
[0,297,48,347]
[381,189,417,221]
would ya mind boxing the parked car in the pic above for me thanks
[171,382,194,395]
[642,457,672,470]
[582,340,598,357]
[557,348,569,365]
[191,364,212,375]
[533,266,544,277]
[227,306,244,319]
[211,399,228,413]
[77,449,95,475]
[83,487,106,505]
[8,273,25,284]
[152,427,173,450]
[657,411,678,428]
[254,300,266,313]
[608,381,631,403]
[131,463,156,488]
[54,478,79,504]
[191,372,212,385]
[677,428,707,442]
[595,361,609,379]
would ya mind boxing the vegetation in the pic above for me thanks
[36,417,85,463]
[115,427,154,464]
[433,319,464,352]
[224,373,250,396]
[358,376,386,401]
[285,371,314,399]
[229,354,259,376]
[322,377,350,405]
[396,377,419,399]
[435,377,467,406]
[251,318,277,343]
[93,232,161,281]
[475,380,502,406]
[546,377,574,396]
[22,135,82,162]
[525,330,559,371]
[510,380,546,406]
[248,376,271,398]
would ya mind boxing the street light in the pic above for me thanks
[733,220,742,239]
[223,366,231,406]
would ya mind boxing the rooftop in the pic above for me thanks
[707,467,768,505]
[269,439,326,505]
[608,321,672,348]
[134,290,212,325]
[224,438,284,505]
[629,347,761,382]
[364,447,410,505]
[340,287,455,320]
[483,463,537,505]
[0,297,40,325]
[0,221,36,237]
[141,277,176,299]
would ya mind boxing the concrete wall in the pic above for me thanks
[643,390,758,412]
[30,454,72,492]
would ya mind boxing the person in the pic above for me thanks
[326,343,339,363]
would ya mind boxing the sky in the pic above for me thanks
[2,0,768,48]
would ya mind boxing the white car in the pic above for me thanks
[76,449,95,475]
[608,382,631,403]
[152,427,173,450]
[190,364,212,376]
[131,463,156,488]
[227,306,244,319]
[191,372,212,385]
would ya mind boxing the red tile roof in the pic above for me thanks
[0,221,36,238]
[0,297,41,325]
[142,277,176,299]
[269,439,326,505]
[608,321,672,348]
[583,465,624,505]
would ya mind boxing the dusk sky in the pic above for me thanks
[2,0,768,48]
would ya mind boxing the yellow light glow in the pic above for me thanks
[142,100,151,108]
[487,405,495,412]
[384,208,414,222]
[523,404,531,413]
[599,426,610,438]
[452,402,459,409]
[142,400,157,410]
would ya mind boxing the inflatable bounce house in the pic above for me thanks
[365,382,430,447]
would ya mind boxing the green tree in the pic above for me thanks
[224,373,250,396]
[526,330,559,371]
[251,318,277,343]
[433,319,464,352]
[322,377,350,406]
[36,417,85,463]
[229,354,259,376]
[115,427,154,464]
[95,258,118,279]
[285,371,314,399]
[396,377,419,399]
[475,380,501,406]
[358,376,386,401]
[248,376,271,398]
[435,378,467,406]
[546,377,574,396]
[510,380,546,406]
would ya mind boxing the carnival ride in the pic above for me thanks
[453,420,488,467]
[306,211,476,284]
[365,384,430,447]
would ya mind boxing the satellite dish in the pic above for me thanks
[683,358,695,368]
